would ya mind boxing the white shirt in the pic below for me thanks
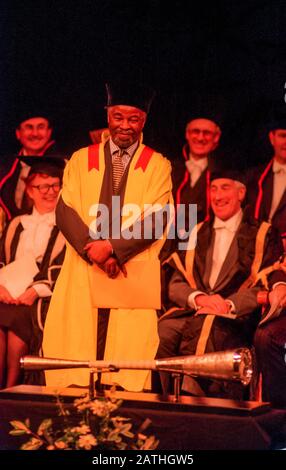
[15,208,56,297]
[185,156,208,188]
[269,159,286,221]
[208,209,243,289]
[188,209,243,309]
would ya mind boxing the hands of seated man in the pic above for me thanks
[195,294,230,315]
[84,240,113,265]
[269,284,286,308]
[0,285,18,304]
[17,287,39,306]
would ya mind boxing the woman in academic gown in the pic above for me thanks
[0,157,65,388]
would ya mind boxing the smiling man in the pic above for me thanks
[16,115,54,156]
[107,105,146,148]
[43,81,172,392]
[173,115,222,246]
[185,118,221,160]
[0,111,59,220]
[157,166,284,398]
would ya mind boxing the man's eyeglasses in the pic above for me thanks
[189,129,216,138]
[31,183,61,194]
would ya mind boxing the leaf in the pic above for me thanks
[122,431,134,438]
[9,430,27,436]
[21,438,43,450]
[37,419,52,435]
[140,435,159,450]
[107,429,120,441]
[8,391,160,451]
[112,416,130,423]
[138,418,152,433]
[118,423,134,438]
[10,420,31,433]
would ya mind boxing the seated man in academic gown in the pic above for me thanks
[157,165,284,399]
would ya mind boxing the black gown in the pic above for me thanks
[0,215,65,349]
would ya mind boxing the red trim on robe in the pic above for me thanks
[0,139,57,220]
[88,144,100,171]
[134,146,154,172]
[176,144,190,206]
[204,169,211,221]
[254,159,273,219]
[0,158,19,190]
[176,170,189,206]
[0,158,20,220]
[88,143,154,173]
[182,143,188,161]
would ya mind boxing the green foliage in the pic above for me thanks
[9,392,159,451]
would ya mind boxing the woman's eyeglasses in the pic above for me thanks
[31,183,61,194]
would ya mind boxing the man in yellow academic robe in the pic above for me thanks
[43,82,172,391]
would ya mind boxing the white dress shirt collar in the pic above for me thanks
[213,208,243,232]
[273,159,286,173]
[185,155,208,173]
[16,208,56,263]
[185,156,208,188]
[109,139,138,160]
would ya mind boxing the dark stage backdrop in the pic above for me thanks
[1,0,286,166]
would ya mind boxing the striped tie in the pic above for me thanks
[112,149,125,193]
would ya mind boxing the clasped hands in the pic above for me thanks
[0,285,38,306]
[194,293,232,317]
[84,240,127,279]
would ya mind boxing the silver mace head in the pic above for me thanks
[155,348,253,385]
[20,348,253,385]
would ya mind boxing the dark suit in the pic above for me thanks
[172,146,210,229]
[247,160,286,239]
[254,310,286,408]
[157,210,283,397]
[254,269,286,407]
